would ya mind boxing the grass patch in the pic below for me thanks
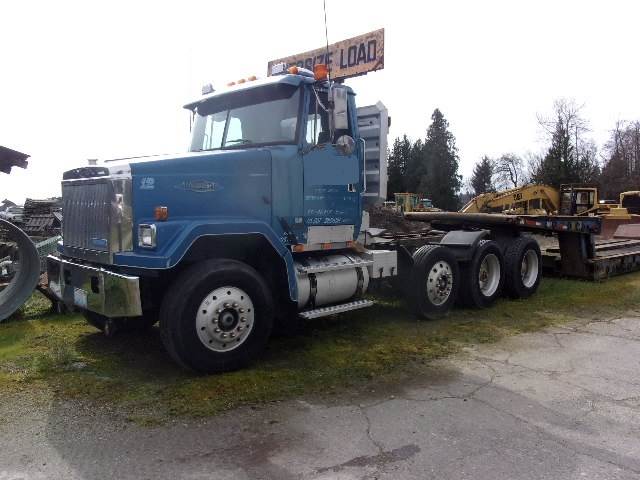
[1,274,640,422]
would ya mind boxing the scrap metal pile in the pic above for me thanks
[0,146,56,321]
[22,198,62,237]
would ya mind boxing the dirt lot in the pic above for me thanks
[2,274,640,479]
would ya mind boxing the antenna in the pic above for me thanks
[323,0,331,84]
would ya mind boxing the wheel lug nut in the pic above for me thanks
[216,309,221,314]
[221,333,227,338]
[241,317,246,322]
[214,328,220,333]
[230,333,235,338]
[224,303,230,308]
[239,308,244,313]
[232,302,238,308]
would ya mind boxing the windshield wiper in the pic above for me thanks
[225,139,253,145]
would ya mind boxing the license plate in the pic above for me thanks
[73,288,88,309]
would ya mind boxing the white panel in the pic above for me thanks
[307,225,355,244]
[357,102,389,206]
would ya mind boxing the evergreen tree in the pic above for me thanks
[422,109,462,210]
[470,156,495,195]
[386,135,412,198]
[531,116,574,187]
[407,139,425,194]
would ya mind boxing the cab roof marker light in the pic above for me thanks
[313,64,328,81]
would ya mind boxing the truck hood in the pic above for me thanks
[128,147,275,225]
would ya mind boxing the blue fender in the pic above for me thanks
[113,219,298,302]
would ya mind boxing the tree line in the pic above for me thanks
[468,99,638,199]
[387,99,639,208]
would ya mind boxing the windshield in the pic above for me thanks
[190,84,301,152]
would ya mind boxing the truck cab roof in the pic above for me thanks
[183,73,353,111]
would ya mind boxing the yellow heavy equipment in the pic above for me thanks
[460,183,640,238]
[460,184,560,215]
[393,193,436,213]
[461,184,630,216]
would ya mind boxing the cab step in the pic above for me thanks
[298,299,374,320]
[296,259,373,275]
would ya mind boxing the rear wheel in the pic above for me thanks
[458,240,504,308]
[406,245,459,319]
[159,259,274,373]
[504,236,542,299]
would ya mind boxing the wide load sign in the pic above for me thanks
[268,28,384,81]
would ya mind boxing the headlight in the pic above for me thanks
[138,224,157,248]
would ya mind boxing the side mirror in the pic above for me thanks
[331,86,349,131]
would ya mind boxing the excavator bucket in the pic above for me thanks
[0,219,40,321]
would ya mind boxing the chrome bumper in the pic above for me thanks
[46,255,142,318]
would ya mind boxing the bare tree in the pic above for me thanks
[601,120,640,197]
[494,153,524,190]
[531,98,599,187]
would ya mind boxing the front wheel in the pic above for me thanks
[159,259,274,373]
[406,245,459,319]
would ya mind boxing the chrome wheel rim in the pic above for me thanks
[426,260,453,306]
[521,250,539,288]
[196,286,255,352]
[478,253,501,297]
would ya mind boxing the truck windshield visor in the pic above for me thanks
[190,84,301,151]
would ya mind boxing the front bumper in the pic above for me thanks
[46,255,142,318]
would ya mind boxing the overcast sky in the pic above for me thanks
[1,0,638,203]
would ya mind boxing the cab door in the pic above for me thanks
[301,87,362,244]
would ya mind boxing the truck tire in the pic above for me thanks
[504,236,541,299]
[159,259,274,373]
[406,245,459,320]
[458,240,504,308]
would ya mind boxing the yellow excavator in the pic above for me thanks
[460,184,640,237]
[460,184,560,215]
[461,184,630,216]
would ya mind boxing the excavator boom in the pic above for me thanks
[460,185,560,215]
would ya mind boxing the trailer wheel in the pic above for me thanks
[504,236,541,299]
[458,240,504,308]
[159,259,274,373]
[407,245,459,319]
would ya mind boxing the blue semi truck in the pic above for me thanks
[47,63,554,373]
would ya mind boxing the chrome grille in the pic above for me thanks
[62,181,113,252]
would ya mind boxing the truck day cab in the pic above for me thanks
[47,63,544,373]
